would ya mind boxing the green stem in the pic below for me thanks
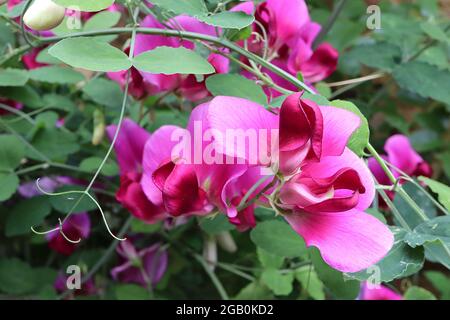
[367,143,429,222]
[194,254,230,300]
[313,0,348,49]
[38,27,313,94]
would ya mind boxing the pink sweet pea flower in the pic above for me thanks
[18,176,73,198]
[140,125,213,217]
[234,0,338,95]
[107,118,166,224]
[46,212,91,255]
[111,240,168,287]
[369,134,433,183]
[368,134,432,200]
[360,283,402,300]
[194,93,393,272]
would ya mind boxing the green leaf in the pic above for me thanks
[206,74,267,105]
[30,128,80,161]
[28,66,84,84]
[49,37,132,72]
[425,271,450,300]
[83,10,121,42]
[302,92,330,106]
[405,216,450,248]
[0,259,37,295]
[311,248,360,299]
[199,214,235,235]
[393,182,436,228]
[234,281,273,300]
[43,94,77,111]
[150,0,208,16]
[0,86,43,108]
[421,22,449,43]
[257,248,284,269]
[133,46,214,75]
[315,82,332,99]
[5,197,52,237]
[53,0,115,12]
[0,135,26,170]
[250,220,307,258]
[348,43,401,71]
[418,176,450,211]
[131,219,163,234]
[0,69,29,86]
[0,173,19,202]
[404,286,436,300]
[82,78,124,109]
[295,266,325,300]
[329,100,370,156]
[393,61,450,106]
[83,11,121,31]
[36,47,62,64]
[199,12,254,29]
[80,157,119,176]
[348,228,424,282]
[261,269,294,296]
[49,186,98,213]
[115,284,151,300]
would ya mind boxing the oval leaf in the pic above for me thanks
[48,37,131,72]
[53,0,115,12]
[206,74,267,105]
[133,46,214,75]
[330,100,370,156]
[199,12,255,29]
[250,220,306,258]
[0,69,29,86]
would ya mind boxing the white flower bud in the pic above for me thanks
[23,0,65,31]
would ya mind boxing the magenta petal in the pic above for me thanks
[106,118,150,174]
[302,148,375,211]
[206,96,278,164]
[285,210,394,273]
[153,161,207,216]
[301,43,339,83]
[384,134,424,177]
[360,283,403,300]
[319,105,361,157]
[231,1,255,14]
[141,125,185,204]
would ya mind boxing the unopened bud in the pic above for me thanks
[23,0,65,31]
[91,109,105,146]
[203,235,217,272]
[216,232,237,253]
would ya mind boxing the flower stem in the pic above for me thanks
[367,143,429,222]
[38,27,313,94]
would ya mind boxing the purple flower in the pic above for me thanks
[111,240,168,287]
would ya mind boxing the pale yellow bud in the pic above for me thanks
[23,0,65,31]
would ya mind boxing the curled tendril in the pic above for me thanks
[58,218,81,244]
[30,178,127,242]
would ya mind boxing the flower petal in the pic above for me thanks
[107,118,150,174]
[319,105,361,158]
[285,209,394,273]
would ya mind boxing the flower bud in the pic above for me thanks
[202,235,217,272]
[216,232,237,253]
[23,0,65,31]
[92,109,105,146]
